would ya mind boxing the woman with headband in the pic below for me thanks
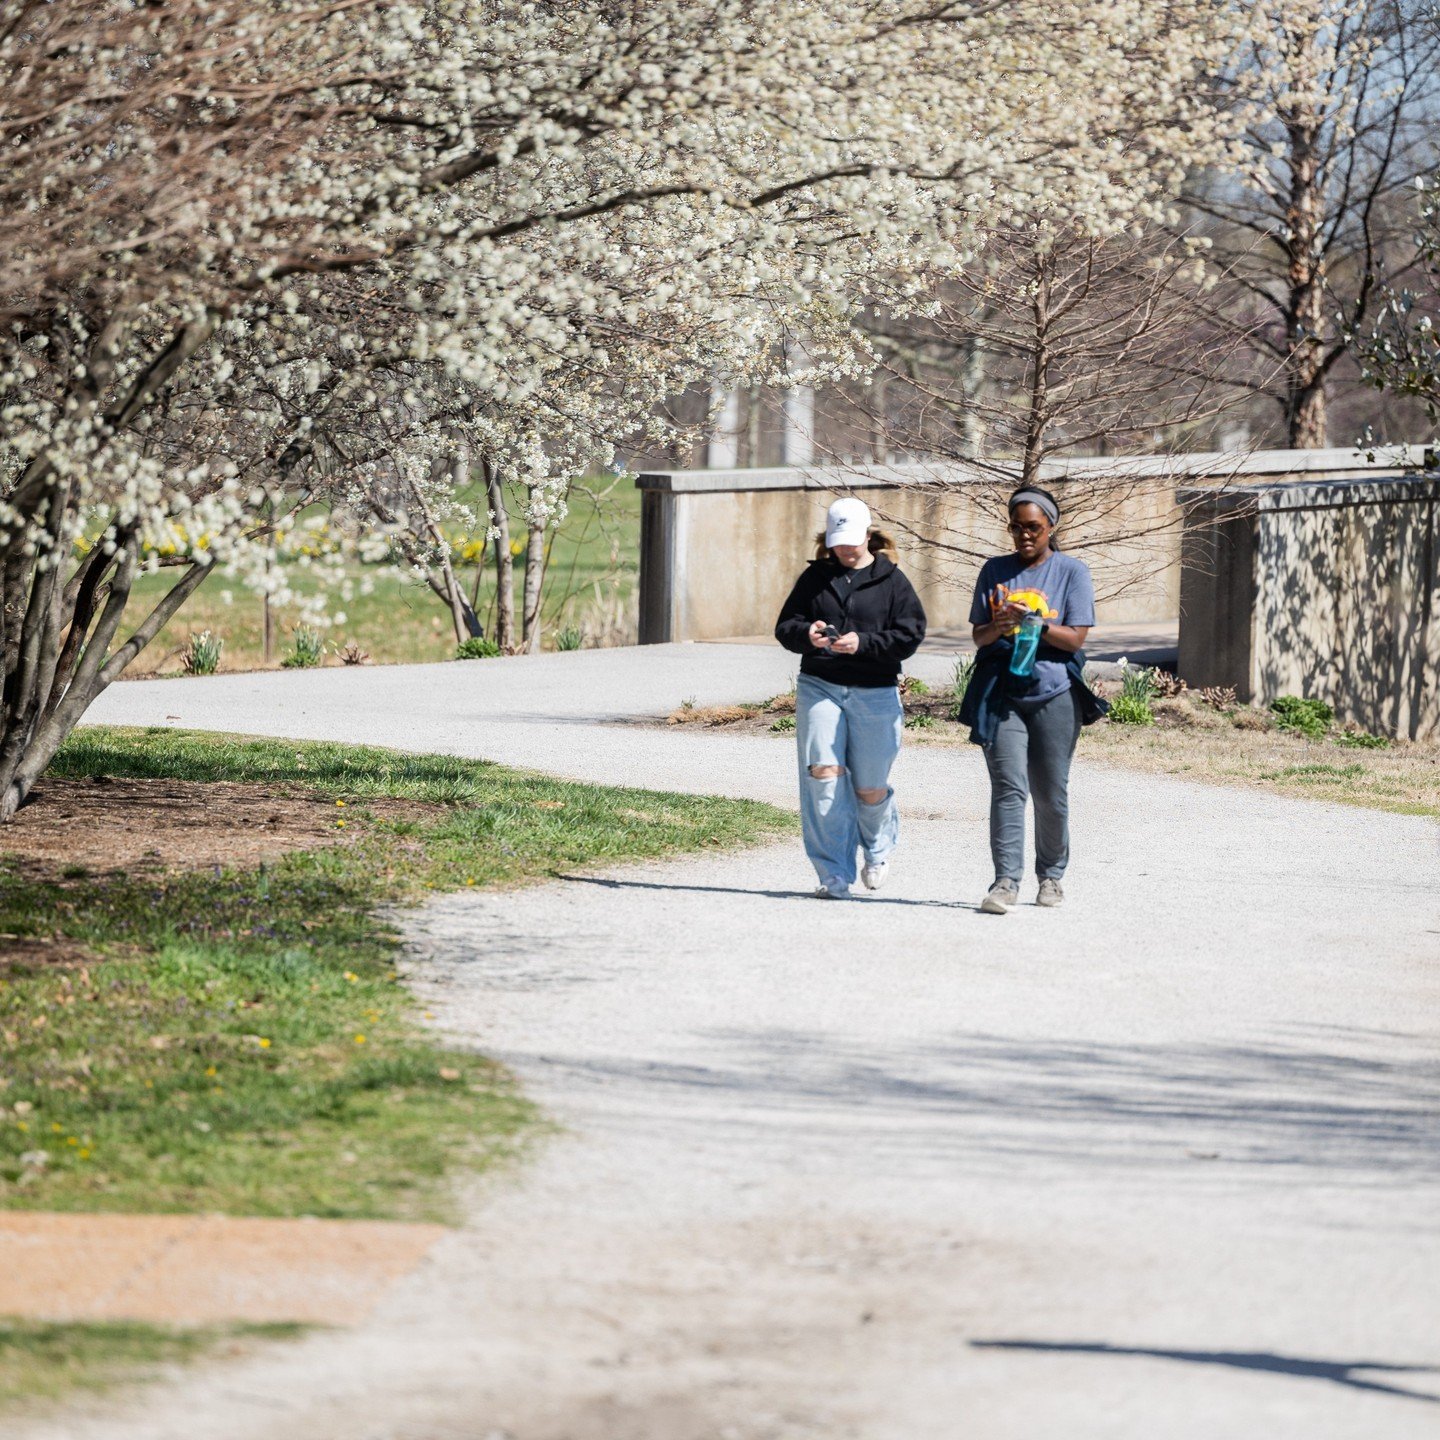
[958,485,1108,914]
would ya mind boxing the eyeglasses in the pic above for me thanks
[1007,520,1047,537]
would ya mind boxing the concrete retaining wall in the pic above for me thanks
[1178,473,1440,739]
[638,448,1430,646]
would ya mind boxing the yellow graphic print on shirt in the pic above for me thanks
[989,583,1059,634]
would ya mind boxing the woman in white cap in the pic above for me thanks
[774,497,928,898]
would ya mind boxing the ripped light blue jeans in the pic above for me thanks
[795,673,904,891]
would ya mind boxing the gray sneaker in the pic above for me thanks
[979,880,1019,915]
[1037,878,1065,908]
[814,882,851,900]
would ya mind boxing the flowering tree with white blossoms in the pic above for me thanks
[0,0,1243,818]
[1359,176,1440,420]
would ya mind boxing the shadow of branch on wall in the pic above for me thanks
[1253,489,1435,738]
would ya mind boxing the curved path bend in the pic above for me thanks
[26,644,1440,1440]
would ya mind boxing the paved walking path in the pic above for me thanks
[33,647,1440,1439]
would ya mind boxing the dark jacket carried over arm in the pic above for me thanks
[774,554,927,687]
[957,640,1109,747]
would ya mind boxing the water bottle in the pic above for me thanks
[1008,612,1042,678]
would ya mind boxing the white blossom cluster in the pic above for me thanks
[1,2,1246,719]
[1360,175,1440,415]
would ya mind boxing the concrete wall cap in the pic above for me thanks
[1178,471,1440,512]
[635,445,1435,494]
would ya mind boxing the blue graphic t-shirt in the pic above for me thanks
[969,551,1096,709]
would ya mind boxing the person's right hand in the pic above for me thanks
[993,602,1028,630]
[808,620,833,649]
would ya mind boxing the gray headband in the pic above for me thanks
[1008,489,1059,526]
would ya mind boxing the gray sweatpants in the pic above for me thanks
[982,688,1082,883]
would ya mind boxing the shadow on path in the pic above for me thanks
[558,873,973,910]
[490,1025,1440,1180]
[969,1340,1440,1404]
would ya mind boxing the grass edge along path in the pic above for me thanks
[1,727,794,1223]
[0,1318,307,1415]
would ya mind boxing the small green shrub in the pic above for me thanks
[905,713,936,730]
[1120,664,1159,702]
[904,676,931,696]
[280,626,323,669]
[1334,729,1391,750]
[1270,694,1333,739]
[554,626,584,652]
[454,637,502,660]
[1108,693,1155,726]
[770,715,796,733]
[949,655,976,719]
[181,630,223,676]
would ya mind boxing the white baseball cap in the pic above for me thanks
[825,497,871,548]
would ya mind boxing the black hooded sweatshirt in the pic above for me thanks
[774,553,927,687]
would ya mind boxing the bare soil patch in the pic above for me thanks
[0,936,96,977]
[2,776,436,878]
[0,1212,446,1327]
[1075,703,1440,815]
[666,703,762,728]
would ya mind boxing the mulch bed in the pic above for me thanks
[1,776,436,878]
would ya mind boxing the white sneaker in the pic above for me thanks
[861,860,889,891]
[814,882,851,900]
[979,879,1019,915]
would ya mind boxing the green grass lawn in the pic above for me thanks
[0,727,791,1220]
[0,1319,306,1412]
[129,479,641,673]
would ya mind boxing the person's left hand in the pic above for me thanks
[829,631,860,655]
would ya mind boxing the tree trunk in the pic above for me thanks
[869,371,889,463]
[0,316,222,818]
[521,509,547,655]
[407,467,482,644]
[0,543,212,819]
[1020,253,1052,488]
[1287,377,1327,449]
[1284,120,1329,449]
[485,459,515,651]
[446,447,481,640]
[437,541,476,644]
[960,333,987,459]
[469,532,488,613]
